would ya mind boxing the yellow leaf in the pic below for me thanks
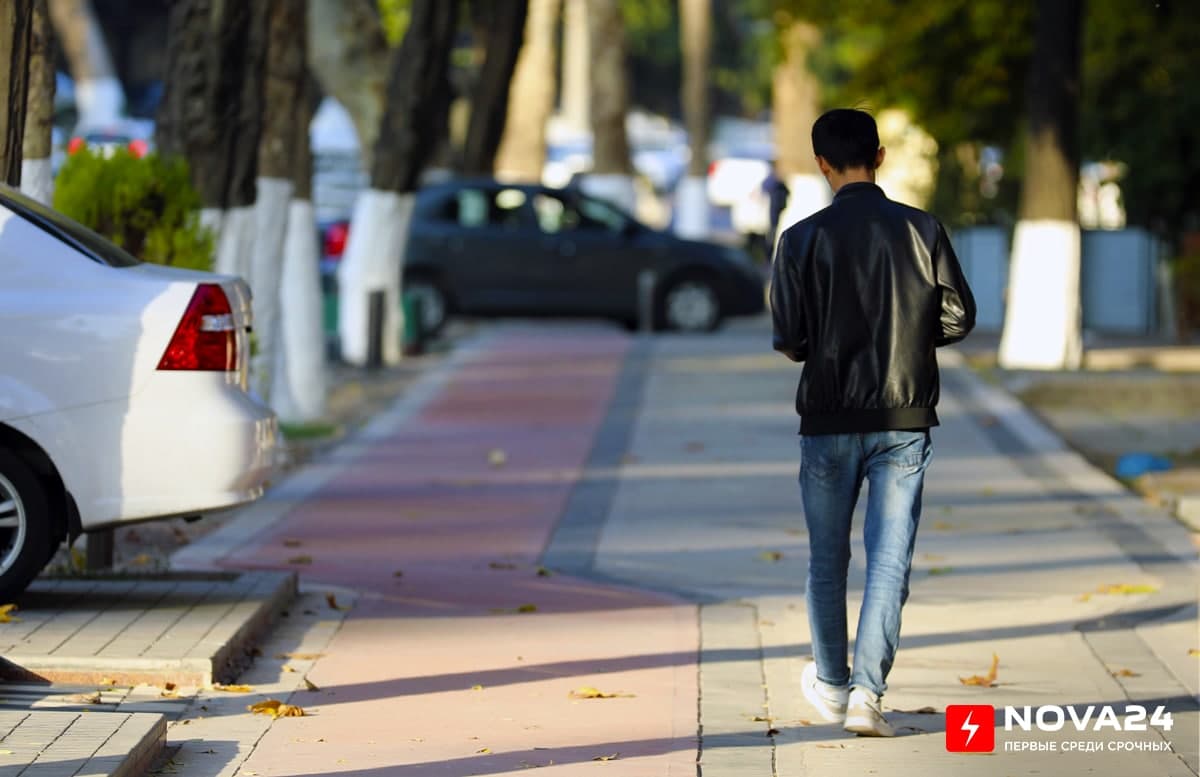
[488,449,508,467]
[0,749,12,754]
[304,678,320,692]
[282,665,296,673]
[536,566,553,577]
[130,553,152,566]
[593,753,620,761]
[1096,583,1159,595]
[932,521,955,530]
[282,538,303,548]
[1111,668,1140,677]
[928,567,954,576]
[569,686,635,699]
[958,653,1000,687]
[517,604,538,613]
[326,593,351,611]
[287,555,313,565]
[98,677,117,686]
[477,747,491,754]
[1189,649,1200,657]
[758,551,784,562]
[275,652,325,660]
[213,684,253,693]
[0,603,21,623]
[248,699,305,718]
[471,684,484,691]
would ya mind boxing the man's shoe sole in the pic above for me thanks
[844,715,895,737]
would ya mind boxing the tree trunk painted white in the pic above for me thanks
[337,188,414,367]
[19,158,53,204]
[272,197,327,422]
[998,220,1083,370]
[674,175,709,239]
[212,206,258,280]
[776,172,829,240]
[249,176,293,399]
[561,0,590,134]
[580,173,637,215]
[47,0,124,129]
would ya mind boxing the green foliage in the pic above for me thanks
[377,0,411,46]
[54,148,214,271]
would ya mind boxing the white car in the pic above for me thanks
[0,186,277,596]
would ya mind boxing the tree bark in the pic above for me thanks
[21,0,54,204]
[561,0,590,134]
[47,0,123,127]
[307,0,389,168]
[460,0,528,175]
[676,0,711,238]
[587,0,631,176]
[0,1,34,187]
[494,0,561,182]
[371,0,459,193]
[771,15,828,237]
[999,0,1084,370]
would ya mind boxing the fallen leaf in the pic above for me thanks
[760,619,775,627]
[798,719,813,726]
[68,691,103,704]
[276,652,325,660]
[1111,668,1140,678]
[894,706,939,714]
[304,678,320,692]
[0,749,12,754]
[1189,649,1200,657]
[817,744,846,749]
[758,550,784,562]
[98,677,117,686]
[130,553,153,566]
[593,753,620,761]
[488,562,517,570]
[393,570,404,578]
[517,604,538,613]
[0,604,21,623]
[1096,583,1159,595]
[1076,593,1092,602]
[282,538,303,548]
[282,665,296,673]
[471,684,484,691]
[488,449,508,467]
[751,715,771,722]
[213,684,253,693]
[932,521,955,530]
[248,699,305,718]
[928,567,954,576]
[959,653,1000,687]
[569,686,635,699]
[477,747,492,754]
[287,555,313,565]
[326,593,351,611]
[536,566,553,577]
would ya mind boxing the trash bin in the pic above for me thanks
[402,291,426,356]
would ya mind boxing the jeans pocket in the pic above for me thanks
[801,436,840,481]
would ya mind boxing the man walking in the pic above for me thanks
[769,109,976,737]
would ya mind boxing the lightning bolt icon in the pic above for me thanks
[961,710,979,747]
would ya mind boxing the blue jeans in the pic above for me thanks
[800,430,931,697]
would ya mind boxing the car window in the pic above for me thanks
[532,192,623,235]
[438,188,532,231]
[0,186,141,267]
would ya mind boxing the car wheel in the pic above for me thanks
[661,276,722,333]
[404,276,449,337]
[0,450,54,600]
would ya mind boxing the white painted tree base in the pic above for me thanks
[74,76,125,131]
[272,198,327,423]
[998,219,1084,370]
[673,175,710,239]
[248,177,294,400]
[580,174,637,215]
[19,158,53,205]
[211,206,257,280]
[776,173,830,242]
[338,189,414,367]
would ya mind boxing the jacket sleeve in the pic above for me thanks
[933,223,976,347]
[770,232,808,362]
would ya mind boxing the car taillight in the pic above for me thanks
[324,221,349,259]
[157,284,237,371]
[708,161,718,177]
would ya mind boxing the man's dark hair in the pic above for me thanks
[811,109,880,172]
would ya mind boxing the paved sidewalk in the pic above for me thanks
[169,321,1197,777]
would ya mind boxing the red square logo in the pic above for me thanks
[945,705,995,752]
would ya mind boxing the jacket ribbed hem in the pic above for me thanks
[799,407,939,435]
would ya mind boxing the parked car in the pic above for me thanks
[0,186,277,597]
[323,180,766,335]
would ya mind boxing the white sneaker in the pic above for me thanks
[801,662,848,722]
[844,686,895,737]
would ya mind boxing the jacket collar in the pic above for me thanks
[833,181,884,200]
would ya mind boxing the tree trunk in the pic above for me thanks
[273,75,328,422]
[157,0,269,280]
[561,0,590,134]
[494,0,560,182]
[0,2,33,187]
[675,0,711,238]
[21,0,54,204]
[583,0,635,212]
[339,0,459,366]
[460,0,528,175]
[998,0,1084,370]
[47,0,123,128]
[307,0,389,169]
[250,0,307,400]
[772,16,828,239]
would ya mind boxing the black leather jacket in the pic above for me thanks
[770,182,976,435]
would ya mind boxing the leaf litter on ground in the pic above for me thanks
[248,699,305,718]
[212,684,253,693]
[569,686,635,700]
[758,550,784,562]
[959,653,1000,687]
[0,604,20,623]
[325,593,351,611]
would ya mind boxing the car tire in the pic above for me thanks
[0,450,54,600]
[659,275,723,333]
[404,275,450,338]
